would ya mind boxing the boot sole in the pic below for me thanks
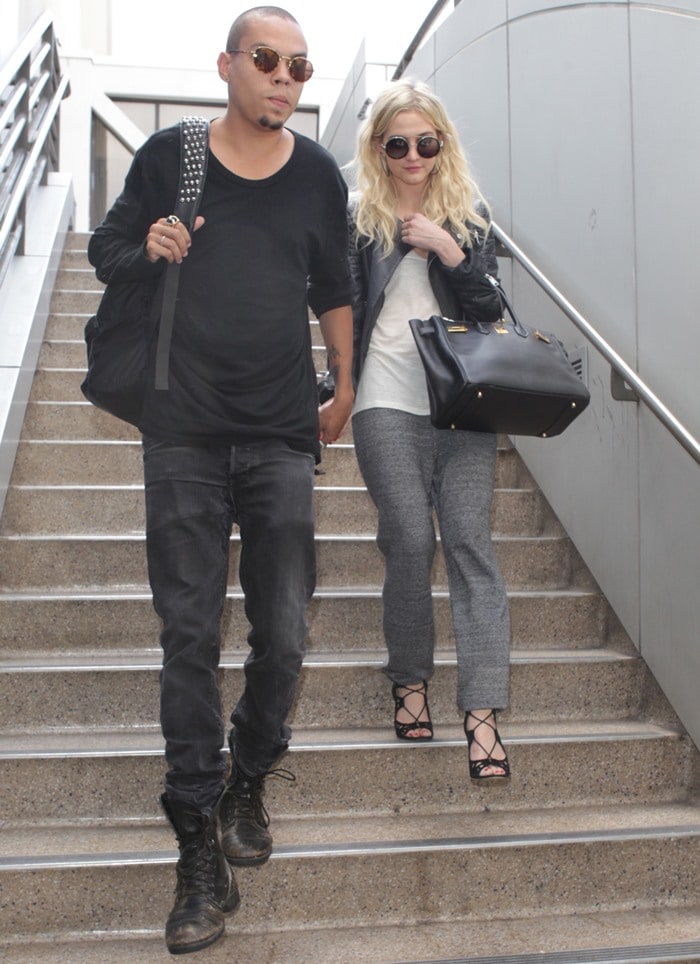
[224,849,271,867]
[167,923,225,956]
[167,894,240,955]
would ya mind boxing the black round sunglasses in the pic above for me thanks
[381,135,443,160]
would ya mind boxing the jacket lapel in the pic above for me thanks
[365,229,411,323]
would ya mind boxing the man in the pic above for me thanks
[88,6,353,955]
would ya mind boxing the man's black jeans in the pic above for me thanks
[143,436,316,811]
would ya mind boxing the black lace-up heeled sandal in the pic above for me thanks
[392,681,433,741]
[464,709,510,780]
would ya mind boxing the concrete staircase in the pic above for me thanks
[0,232,699,962]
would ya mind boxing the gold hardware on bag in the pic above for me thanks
[534,330,551,343]
[447,324,468,332]
[494,321,509,334]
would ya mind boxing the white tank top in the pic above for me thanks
[353,249,441,416]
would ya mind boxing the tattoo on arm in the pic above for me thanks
[327,345,340,381]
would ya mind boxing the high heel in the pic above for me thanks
[464,710,510,779]
[392,681,433,741]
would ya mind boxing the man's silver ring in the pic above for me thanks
[165,214,180,225]
[160,235,166,245]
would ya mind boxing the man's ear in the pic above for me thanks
[216,51,230,82]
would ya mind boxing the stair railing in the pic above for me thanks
[492,221,700,467]
[0,11,70,288]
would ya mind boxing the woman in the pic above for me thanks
[348,80,511,779]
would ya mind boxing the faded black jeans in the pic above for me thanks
[143,436,316,812]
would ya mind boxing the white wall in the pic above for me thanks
[324,1,700,747]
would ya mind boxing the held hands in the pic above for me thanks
[400,213,465,268]
[146,215,205,264]
[318,392,353,446]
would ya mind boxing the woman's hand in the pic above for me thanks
[400,213,465,267]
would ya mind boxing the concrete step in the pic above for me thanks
[0,721,691,822]
[1,816,698,942]
[3,910,700,962]
[49,289,104,314]
[1,482,557,538]
[54,268,103,291]
[21,401,141,440]
[0,648,649,732]
[21,399,343,440]
[0,588,620,656]
[44,312,93,339]
[0,531,584,591]
[61,232,91,251]
[58,249,92,268]
[9,438,531,488]
[9,439,369,486]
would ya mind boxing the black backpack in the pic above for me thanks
[80,116,209,427]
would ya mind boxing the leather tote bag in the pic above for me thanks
[408,276,590,437]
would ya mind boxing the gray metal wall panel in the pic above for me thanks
[505,5,642,640]
[434,29,512,225]
[630,9,700,438]
[436,0,507,58]
[628,7,700,731]
[630,0,700,11]
[509,0,613,15]
[507,6,637,352]
[639,415,700,719]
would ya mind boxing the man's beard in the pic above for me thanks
[258,115,284,130]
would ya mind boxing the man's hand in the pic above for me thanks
[317,305,354,445]
[318,391,353,446]
[146,215,205,264]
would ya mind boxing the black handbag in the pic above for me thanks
[80,115,209,427]
[408,275,590,437]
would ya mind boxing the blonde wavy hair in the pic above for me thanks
[351,79,491,254]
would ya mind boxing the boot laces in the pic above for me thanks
[175,828,218,898]
[231,767,295,828]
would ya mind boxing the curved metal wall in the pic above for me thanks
[325,2,700,746]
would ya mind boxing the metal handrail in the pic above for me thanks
[0,12,70,287]
[492,221,700,466]
[392,0,454,80]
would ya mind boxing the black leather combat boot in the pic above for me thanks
[215,763,274,866]
[161,794,240,955]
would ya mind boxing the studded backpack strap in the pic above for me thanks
[154,115,210,391]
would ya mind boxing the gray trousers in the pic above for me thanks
[352,408,510,711]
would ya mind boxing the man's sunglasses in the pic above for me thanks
[228,46,314,83]
[381,135,443,160]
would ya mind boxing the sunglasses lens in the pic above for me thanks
[417,137,441,158]
[384,137,409,159]
[253,47,280,72]
[289,58,313,82]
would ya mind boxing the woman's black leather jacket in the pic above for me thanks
[348,211,502,386]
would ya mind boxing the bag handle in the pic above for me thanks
[155,116,210,391]
[485,274,529,338]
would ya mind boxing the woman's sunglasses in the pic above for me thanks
[228,46,314,83]
[381,135,443,160]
